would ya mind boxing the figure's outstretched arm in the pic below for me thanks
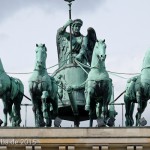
[58,19,73,34]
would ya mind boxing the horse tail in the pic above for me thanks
[20,91,31,101]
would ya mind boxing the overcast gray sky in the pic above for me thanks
[0,0,150,127]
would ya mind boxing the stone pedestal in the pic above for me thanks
[0,127,149,150]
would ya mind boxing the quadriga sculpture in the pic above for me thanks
[29,44,58,127]
[85,40,113,127]
[124,48,150,126]
[0,59,24,127]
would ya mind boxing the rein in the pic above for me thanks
[141,66,150,70]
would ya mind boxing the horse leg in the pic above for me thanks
[42,101,51,127]
[103,106,108,125]
[85,86,94,111]
[29,83,39,127]
[89,104,95,127]
[51,97,58,118]
[34,100,44,127]
[129,102,135,126]
[32,106,37,126]
[124,95,132,126]
[88,100,96,127]
[14,93,23,127]
[38,103,45,127]
[96,103,102,118]
[135,91,142,126]
[2,97,8,126]
[46,103,52,127]
[32,98,43,127]
[136,101,147,126]
[13,103,21,127]
[41,91,52,127]
[89,110,93,127]
[85,91,90,111]
[7,100,13,125]
[73,115,79,127]
[29,94,37,126]
[95,102,103,127]
[103,97,110,125]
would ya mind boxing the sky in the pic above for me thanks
[0,0,150,127]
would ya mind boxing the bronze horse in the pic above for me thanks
[85,40,113,127]
[124,49,150,126]
[0,59,24,127]
[29,44,58,127]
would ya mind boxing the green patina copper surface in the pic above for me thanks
[56,19,97,67]
[55,15,117,127]
[124,48,150,126]
[55,18,98,127]
[28,44,58,127]
[0,59,24,127]
[84,40,114,127]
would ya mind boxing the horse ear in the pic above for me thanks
[36,44,38,47]
[43,44,47,51]
[102,39,105,43]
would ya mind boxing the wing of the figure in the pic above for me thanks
[86,27,97,65]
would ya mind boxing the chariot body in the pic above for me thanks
[53,63,89,125]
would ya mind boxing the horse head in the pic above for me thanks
[94,39,106,62]
[0,59,5,94]
[141,48,150,70]
[35,44,47,70]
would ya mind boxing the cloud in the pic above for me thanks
[0,33,9,41]
[0,0,105,23]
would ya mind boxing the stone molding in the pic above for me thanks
[0,128,149,150]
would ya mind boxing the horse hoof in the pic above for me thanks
[85,105,90,111]
[3,123,7,127]
[40,121,46,127]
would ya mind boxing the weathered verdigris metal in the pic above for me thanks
[55,18,97,127]
[53,63,88,127]
[28,44,58,127]
[0,58,24,127]
[84,40,113,127]
[124,49,150,126]
[56,19,97,67]
[124,75,139,126]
